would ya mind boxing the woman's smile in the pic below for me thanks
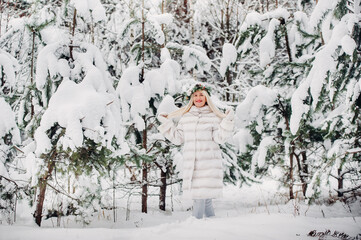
[193,90,207,107]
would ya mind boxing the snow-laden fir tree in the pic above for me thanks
[233,0,361,201]
[0,50,21,224]
[16,0,128,226]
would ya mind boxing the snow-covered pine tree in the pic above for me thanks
[234,0,361,202]
[27,0,126,226]
[0,50,21,224]
[115,0,184,213]
[0,2,58,223]
[232,7,305,199]
[290,0,361,201]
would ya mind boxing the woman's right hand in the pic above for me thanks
[158,112,169,123]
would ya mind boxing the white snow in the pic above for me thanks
[236,85,278,127]
[117,52,180,127]
[233,128,253,153]
[34,80,120,155]
[255,136,276,168]
[149,13,173,25]
[160,47,171,62]
[148,15,166,45]
[263,8,290,21]
[70,0,106,22]
[0,98,20,145]
[290,14,359,135]
[0,49,18,88]
[0,98,21,178]
[309,0,339,29]
[347,148,361,153]
[158,95,179,115]
[1,182,360,240]
[34,40,124,155]
[321,12,333,44]
[239,8,289,33]
[166,42,212,73]
[40,26,67,44]
[341,35,356,55]
[219,43,237,77]
[259,19,280,68]
[239,12,262,32]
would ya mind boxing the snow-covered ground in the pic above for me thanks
[1,181,360,240]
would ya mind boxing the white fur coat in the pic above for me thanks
[158,105,234,199]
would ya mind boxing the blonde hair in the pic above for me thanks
[166,90,226,119]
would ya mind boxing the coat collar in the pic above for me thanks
[189,105,212,115]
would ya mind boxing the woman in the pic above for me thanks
[157,83,234,219]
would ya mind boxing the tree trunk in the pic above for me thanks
[301,151,308,196]
[295,151,308,198]
[190,0,194,44]
[5,0,10,32]
[34,154,56,226]
[141,115,148,213]
[113,169,116,222]
[159,169,167,211]
[183,0,188,21]
[30,30,35,118]
[278,99,294,200]
[141,162,148,213]
[140,0,147,214]
[226,71,232,101]
[289,144,295,200]
[337,168,343,197]
[280,18,292,62]
[226,1,230,41]
[161,0,165,47]
[0,1,3,38]
[69,8,77,61]
[267,0,269,11]
[140,0,145,83]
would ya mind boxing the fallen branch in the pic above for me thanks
[308,229,361,240]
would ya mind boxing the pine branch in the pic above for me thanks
[46,182,80,203]
[335,184,361,194]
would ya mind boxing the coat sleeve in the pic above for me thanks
[212,117,234,145]
[157,118,184,145]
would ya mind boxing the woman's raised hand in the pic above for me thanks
[159,113,168,118]
[157,112,169,123]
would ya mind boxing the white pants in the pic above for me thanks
[192,199,215,219]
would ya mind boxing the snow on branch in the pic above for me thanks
[309,0,338,29]
[36,41,115,106]
[147,13,173,45]
[236,85,278,128]
[219,43,237,77]
[0,98,20,146]
[239,7,289,33]
[34,40,125,156]
[70,0,106,22]
[259,19,280,68]
[0,49,18,89]
[166,42,212,73]
[34,80,123,156]
[290,14,359,135]
[252,136,276,170]
[116,49,181,130]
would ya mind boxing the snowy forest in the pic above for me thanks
[0,0,361,238]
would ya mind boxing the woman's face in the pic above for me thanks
[193,90,207,108]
